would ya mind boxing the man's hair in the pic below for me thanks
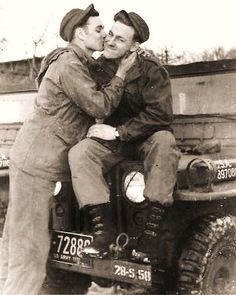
[114,13,140,42]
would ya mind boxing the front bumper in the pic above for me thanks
[49,257,153,287]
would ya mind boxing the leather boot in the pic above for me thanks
[80,203,115,258]
[131,201,166,264]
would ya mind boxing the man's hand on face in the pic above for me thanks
[87,124,117,140]
[116,52,137,80]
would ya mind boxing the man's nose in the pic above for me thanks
[106,36,115,46]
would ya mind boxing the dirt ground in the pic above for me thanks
[39,272,161,295]
[39,271,91,295]
[39,271,178,295]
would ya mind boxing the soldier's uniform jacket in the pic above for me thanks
[96,54,173,143]
[10,43,124,181]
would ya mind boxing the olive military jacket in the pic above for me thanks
[10,43,124,181]
[96,54,173,143]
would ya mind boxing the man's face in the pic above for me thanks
[83,16,106,51]
[103,21,136,59]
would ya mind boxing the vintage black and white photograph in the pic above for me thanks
[0,0,236,294]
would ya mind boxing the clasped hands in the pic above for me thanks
[86,124,116,140]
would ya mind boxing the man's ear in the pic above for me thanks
[130,41,140,52]
[74,27,86,41]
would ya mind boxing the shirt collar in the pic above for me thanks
[99,54,142,83]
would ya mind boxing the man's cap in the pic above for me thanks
[114,10,150,43]
[59,4,99,42]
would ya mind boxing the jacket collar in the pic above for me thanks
[99,54,143,83]
[36,44,96,88]
[36,47,70,87]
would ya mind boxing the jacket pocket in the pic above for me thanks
[52,120,79,147]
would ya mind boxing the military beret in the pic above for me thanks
[59,4,99,42]
[114,10,150,43]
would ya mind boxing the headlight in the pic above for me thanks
[124,171,146,203]
[54,181,62,196]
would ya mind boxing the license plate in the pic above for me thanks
[112,260,152,284]
[49,230,93,265]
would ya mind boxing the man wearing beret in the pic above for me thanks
[69,10,180,263]
[0,4,136,295]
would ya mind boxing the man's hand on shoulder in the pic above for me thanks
[87,124,118,140]
[136,47,151,57]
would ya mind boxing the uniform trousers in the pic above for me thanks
[0,164,55,295]
[69,131,180,208]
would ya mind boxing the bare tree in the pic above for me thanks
[25,20,50,79]
[191,47,236,62]
[142,47,185,65]
[0,6,8,55]
[0,38,7,54]
[200,46,225,61]
[224,48,236,59]
[152,46,236,65]
[155,47,186,65]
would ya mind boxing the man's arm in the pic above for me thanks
[60,58,124,119]
[86,63,173,141]
[117,64,173,141]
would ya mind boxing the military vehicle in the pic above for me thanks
[1,59,236,294]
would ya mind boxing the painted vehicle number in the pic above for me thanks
[113,262,151,283]
[0,154,9,169]
[215,159,236,181]
[50,230,92,264]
